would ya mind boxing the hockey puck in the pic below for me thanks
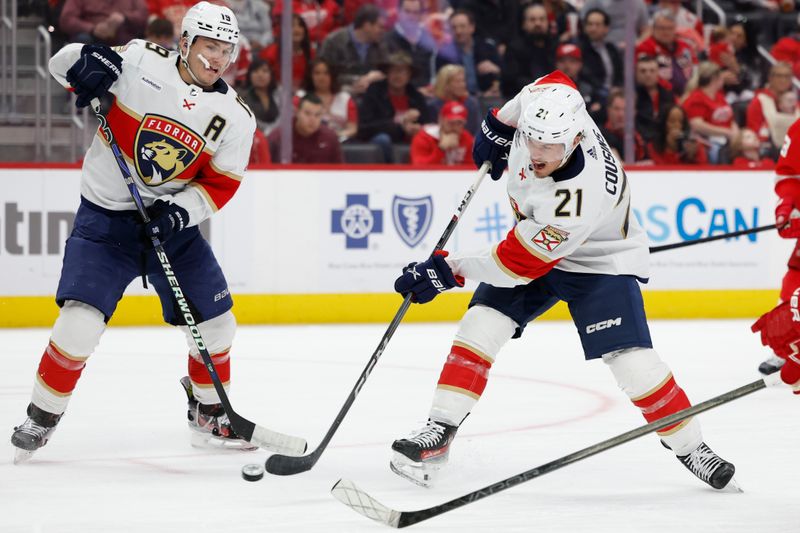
[241,463,265,482]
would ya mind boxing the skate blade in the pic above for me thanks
[189,430,258,451]
[13,448,35,465]
[389,452,443,488]
[720,476,744,493]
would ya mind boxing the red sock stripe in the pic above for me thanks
[437,344,492,397]
[37,342,86,394]
[188,351,230,385]
[632,375,691,432]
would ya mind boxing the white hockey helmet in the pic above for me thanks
[181,1,241,64]
[518,85,586,166]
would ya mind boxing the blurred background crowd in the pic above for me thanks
[5,0,800,167]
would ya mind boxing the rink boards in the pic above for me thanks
[0,165,788,326]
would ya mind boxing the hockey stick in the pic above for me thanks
[265,162,492,476]
[649,224,776,253]
[332,373,782,528]
[90,99,306,456]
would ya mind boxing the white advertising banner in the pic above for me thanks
[0,168,791,296]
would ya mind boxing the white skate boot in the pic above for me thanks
[390,419,458,487]
[180,377,257,451]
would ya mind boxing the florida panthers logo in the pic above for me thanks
[134,114,205,185]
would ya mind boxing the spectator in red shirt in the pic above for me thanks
[682,61,738,163]
[273,0,341,47]
[747,62,797,151]
[410,101,474,165]
[732,128,776,169]
[260,14,314,92]
[268,93,344,163]
[60,0,148,45]
[654,0,704,53]
[648,105,708,165]
[635,9,697,96]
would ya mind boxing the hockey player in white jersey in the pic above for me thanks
[11,2,257,463]
[391,71,737,490]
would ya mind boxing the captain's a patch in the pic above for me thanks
[532,225,569,252]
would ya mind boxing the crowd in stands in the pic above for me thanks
[35,0,800,166]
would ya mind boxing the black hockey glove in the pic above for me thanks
[394,251,464,304]
[66,44,123,108]
[472,110,515,180]
[141,199,189,248]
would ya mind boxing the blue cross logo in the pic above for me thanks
[331,194,383,249]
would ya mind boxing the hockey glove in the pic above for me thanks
[751,301,800,358]
[775,197,800,239]
[394,251,464,304]
[141,199,189,248]
[472,110,515,180]
[66,44,123,108]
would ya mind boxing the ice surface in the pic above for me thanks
[1,320,797,532]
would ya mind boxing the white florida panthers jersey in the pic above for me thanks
[49,40,256,226]
[447,71,650,287]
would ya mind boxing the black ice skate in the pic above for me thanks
[390,419,458,487]
[180,376,257,451]
[676,442,738,491]
[11,403,63,464]
[758,355,785,376]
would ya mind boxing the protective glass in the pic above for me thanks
[526,138,566,163]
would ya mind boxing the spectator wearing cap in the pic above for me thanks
[268,93,343,163]
[579,9,622,109]
[747,62,798,151]
[385,0,439,88]
[682,61,738,163]
[410,101,474,165]
[60,0,148,45]
[318,4,390,95]
[357,51,431,162]
[435,9,502,97]
[428,64,480,135]
[770,31,800,80]
[554,44,600,114]
[635,55,676,144]
[635,9,697,96]
[501,3,557,98]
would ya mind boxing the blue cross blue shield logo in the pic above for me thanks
[331,194,383,249]
[392,195,433,248]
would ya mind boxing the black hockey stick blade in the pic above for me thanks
[649,224,776,253]
[332,374,780,528]
[266,163,491,476]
